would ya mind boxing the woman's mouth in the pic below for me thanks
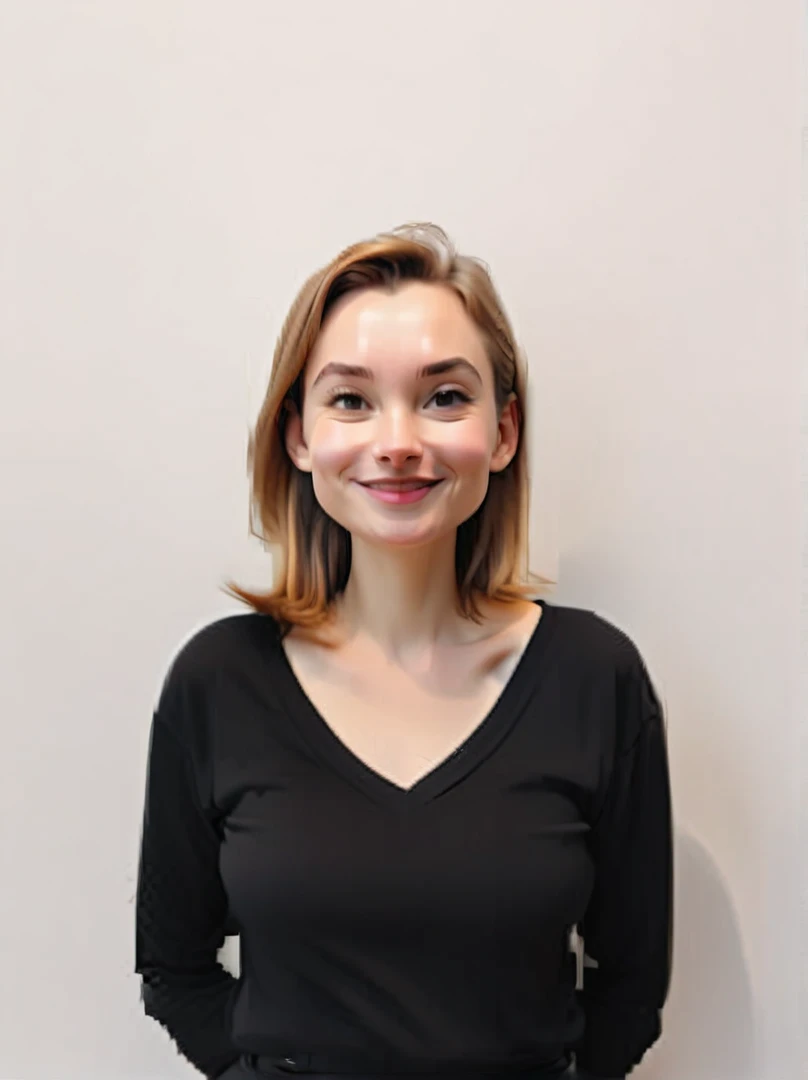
[357,479,444,505]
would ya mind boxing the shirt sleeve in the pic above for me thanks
[135,702,240,1079]
[574,649,673,1078]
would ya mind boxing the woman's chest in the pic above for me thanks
[280,624,534,792]
[214,661,600,936]
[288,671,510,792]
[219,764,595,937]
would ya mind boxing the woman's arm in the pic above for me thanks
[135,706,240,1079]
[574,647,674,1078]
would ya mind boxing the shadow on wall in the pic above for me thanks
[643,830,756,1080]
[218,832,757,1080]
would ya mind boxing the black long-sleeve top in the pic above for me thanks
[135,599,672,1079]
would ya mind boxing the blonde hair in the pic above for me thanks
[223,223,553,638]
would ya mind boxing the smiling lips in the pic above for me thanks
[357,478,444,505]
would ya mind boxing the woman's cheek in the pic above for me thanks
[442,430,495,471]
[308,425,361,475]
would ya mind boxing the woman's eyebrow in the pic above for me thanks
[311,357,482,388]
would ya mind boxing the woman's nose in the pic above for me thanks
[371,407,423,465]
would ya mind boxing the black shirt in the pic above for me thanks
[135,599,672,1080]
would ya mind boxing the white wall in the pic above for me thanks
[1,3,804,1079]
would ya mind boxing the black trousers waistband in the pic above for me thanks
[245,1052,573,1078]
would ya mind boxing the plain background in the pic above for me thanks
[1,3,805,1079]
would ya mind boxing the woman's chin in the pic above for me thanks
[351,525,455,551]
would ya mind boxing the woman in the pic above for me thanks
[135,224,672,1080]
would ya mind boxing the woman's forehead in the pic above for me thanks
[308,282,487,376]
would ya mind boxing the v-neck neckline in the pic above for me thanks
[271,599,556,807]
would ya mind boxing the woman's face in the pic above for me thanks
[284,281,518,550]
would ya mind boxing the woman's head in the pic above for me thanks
[285,278,518,555]
[225,223,550,633]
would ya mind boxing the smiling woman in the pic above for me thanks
[135,223,672,1080]
[222,223,551,637]
[280,277,527,583]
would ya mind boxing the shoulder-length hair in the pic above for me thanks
[223,223,553,639]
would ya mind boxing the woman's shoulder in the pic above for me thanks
[149,611,286,754]
[547,601,664,739]
[548,600,661,708]
[545,599,648,670]
[154,611,282,708]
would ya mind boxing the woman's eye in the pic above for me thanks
[328,391,366,411]
[432,389,471,408]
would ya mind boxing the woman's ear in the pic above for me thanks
[489,394,520,473]
[283,400,313,473]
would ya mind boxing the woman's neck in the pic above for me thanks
[334,537,479,662]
